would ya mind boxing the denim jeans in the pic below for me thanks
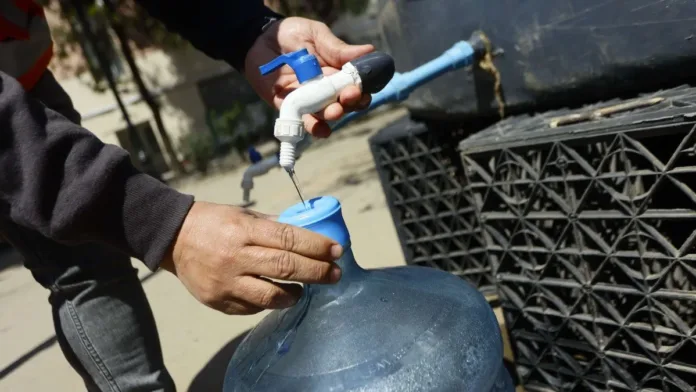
[0,71,176,391]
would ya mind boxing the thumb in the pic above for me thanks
[314,25,374,67]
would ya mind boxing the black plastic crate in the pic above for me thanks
[460,85,696,391]
[369,115,496,293]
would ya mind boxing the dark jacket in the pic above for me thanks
[0,1,282,270]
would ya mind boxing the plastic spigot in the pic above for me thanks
[259,49,322,84]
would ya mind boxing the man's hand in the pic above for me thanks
[161,202,343,315]
[244,17,374,138]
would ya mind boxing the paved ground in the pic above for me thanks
[0,108,410,392]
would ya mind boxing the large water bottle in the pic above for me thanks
[223,196,513,391]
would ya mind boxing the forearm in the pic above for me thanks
[134,0,283,71]
[0,71,194,270]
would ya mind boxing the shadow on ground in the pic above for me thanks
[187,330,250,392]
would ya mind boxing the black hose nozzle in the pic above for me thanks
[348,52,396,94]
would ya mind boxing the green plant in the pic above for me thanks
[179,131,214,174]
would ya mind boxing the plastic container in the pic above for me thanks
[378,0,696,120]
[369,115,497,294]
[459,85,696,390]
[223,196,513,391]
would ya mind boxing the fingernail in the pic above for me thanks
[331,244,343,259]
[331,265,342,282]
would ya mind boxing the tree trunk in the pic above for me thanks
[68,0,144,169]
[100,0,185,175]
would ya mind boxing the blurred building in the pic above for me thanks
[45,7,271,179]
[44,1,385,178]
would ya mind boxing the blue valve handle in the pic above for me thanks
[259,48,322,84]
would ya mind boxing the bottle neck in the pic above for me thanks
[335,246,364,277]
[310,246,366,299]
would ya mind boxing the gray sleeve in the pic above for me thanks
[0,70,194,271]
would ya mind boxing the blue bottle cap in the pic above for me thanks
[259,49,322,84]
[278,196,350,246]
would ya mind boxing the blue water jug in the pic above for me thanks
[223,196,513,391]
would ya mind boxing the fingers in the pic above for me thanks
[304,85,371,136]
[303,115,332,138]
[339,85,366,109]
[233,276,305,310]
[355,94,372,111]
[314,86,371,122]
[322,102,345,121]
[245,217,343,261]
[240,245,341,284]
[313,22,374,68]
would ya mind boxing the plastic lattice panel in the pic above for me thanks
[460,85,696,391]
[370,116,495,293]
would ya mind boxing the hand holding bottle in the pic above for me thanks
[161,201,343,315]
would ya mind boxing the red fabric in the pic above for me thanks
[0,14,29,41]
[13,0,44,16]
[2,0,52,89]
[17,44,53,90]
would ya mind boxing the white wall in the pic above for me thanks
[56,45,233,167]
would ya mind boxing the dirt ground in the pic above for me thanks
[0,108,411,391]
